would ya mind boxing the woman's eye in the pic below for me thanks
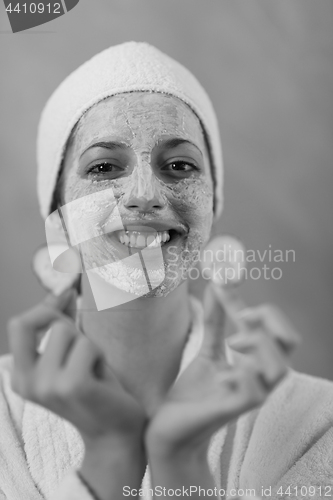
[162,161,197,173]
[88,162,123,175]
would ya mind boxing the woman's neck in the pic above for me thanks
[78,274,192,415]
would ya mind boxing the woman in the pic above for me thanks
[2,42,333,500]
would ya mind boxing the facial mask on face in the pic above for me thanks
[53,93,214,307]
[45,189,166,310]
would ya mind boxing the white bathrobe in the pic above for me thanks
[0,296,332,500]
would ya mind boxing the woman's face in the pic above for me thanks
[59,92,214,297]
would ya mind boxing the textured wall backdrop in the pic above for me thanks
[0,0,332,379]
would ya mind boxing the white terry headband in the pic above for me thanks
[37,41,224,220]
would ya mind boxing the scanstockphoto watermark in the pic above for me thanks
[123,485,260,497]
[167,244,296,284]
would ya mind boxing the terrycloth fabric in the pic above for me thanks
[37,41,224,221]
[0,295,332,499]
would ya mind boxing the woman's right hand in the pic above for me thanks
[7,288,147,499]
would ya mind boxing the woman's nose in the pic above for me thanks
[122,162,165,212]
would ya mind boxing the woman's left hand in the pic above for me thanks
[146,282,301,458]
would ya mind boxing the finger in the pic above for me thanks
[7,288,76,373]
[227,331,288,389]
[64,336,103,383]
[38,320,78,371]
[62,288,78,322]
[201,281,227,360]
[208,367,267,423]
[238,304,302,353]
[210,282,247,331]
[226,365,268,409]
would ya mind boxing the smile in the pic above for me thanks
[103,220,187,253]
[116,229,171,248]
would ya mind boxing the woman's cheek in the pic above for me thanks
[166,177,214,243]
[61,179,122,244]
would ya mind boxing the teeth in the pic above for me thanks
[146,235,155,246]
[116,230,172,248]
[130,234,136,246]
[136,235,146,247]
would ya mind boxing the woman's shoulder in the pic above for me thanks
[252,367,333,444]
[283,367,333,404]
[0,353,15,387]
[265,367,333,416]
[236,369,333,490]
[291,366,333,385]
[0,353,14,373]
[0,354,26,425]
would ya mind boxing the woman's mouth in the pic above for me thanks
[102,219,185,248]
[116,229,174,248]
[105,227,184,257]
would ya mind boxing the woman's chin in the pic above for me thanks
[88,259,188,299]
[81,232,196,298]
[142,276,184,298]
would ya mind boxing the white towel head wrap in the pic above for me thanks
[37,41,223,220]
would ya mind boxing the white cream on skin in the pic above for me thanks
[59,93,214,298]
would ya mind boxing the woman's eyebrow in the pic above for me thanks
[80,141,129,158]
[161,138,203,157]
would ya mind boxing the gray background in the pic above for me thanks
[0,0,332,379]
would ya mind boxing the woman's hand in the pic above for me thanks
[7,288,147,500]
[145,283,300,497]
